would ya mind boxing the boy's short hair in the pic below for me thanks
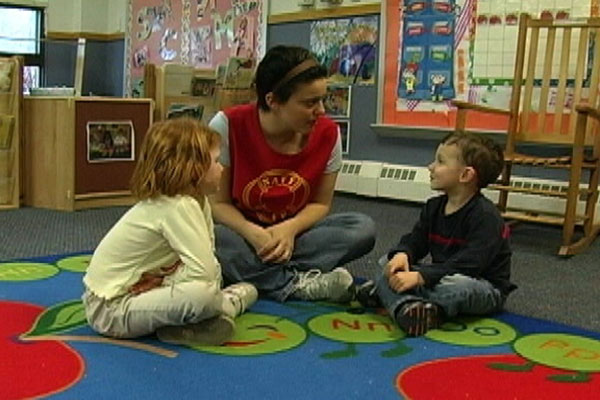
[441,131,504,188]
[131,118,220,200]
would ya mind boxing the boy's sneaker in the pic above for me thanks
[156,314,235,346]
[222,282,258,318]
[396,301,441,336]
[355,280,382,308]
[291,267,354,303]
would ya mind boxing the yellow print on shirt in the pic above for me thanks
[242,169,310,224]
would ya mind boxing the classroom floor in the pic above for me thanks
[1,192,599,333]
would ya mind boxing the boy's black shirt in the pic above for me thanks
[388,193,516,296]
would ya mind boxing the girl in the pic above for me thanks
[209,45,375,303]
[82,118,257,346]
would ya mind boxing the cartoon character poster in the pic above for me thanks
[381,0,598,129]
[399,0,456,102]
[126,0,266,97]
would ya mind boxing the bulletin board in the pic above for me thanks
[309,16,379,85]
[381,0,599,131]
[125,0,267,97]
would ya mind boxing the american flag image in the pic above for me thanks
[454,0,474,49]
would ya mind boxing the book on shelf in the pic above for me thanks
[0,113,14,149]
[166,103,204,121]
[191,76,217,97]
[223,57,254,89]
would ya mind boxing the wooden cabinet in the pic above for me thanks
[144,63,255,124]
[0,57,22,209]
[23,97,153,211]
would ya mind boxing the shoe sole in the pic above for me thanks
[157,315,235,346]
[400,302,440,336]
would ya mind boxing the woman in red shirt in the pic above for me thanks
[209,45,375,302]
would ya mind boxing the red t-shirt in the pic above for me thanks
[225,103,338,225]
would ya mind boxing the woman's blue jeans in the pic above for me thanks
[215,212,376,302]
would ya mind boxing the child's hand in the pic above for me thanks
[260,222,296,263]
[385,253,410,277]
[129,272,164,295]
[388,271,424,293]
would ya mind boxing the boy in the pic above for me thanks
[358,131,516,336]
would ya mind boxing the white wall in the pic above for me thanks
[269,0,380,15]
[42,0,379,34]
[46,0,126,34]
[80,0,109,33]
[1,0,48,6]
[107,0,127,33]
[46,0,82,32]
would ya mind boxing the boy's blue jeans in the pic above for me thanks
[375,256,505,322]
[215,212,376,302]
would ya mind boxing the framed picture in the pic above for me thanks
[333,119,350,155]
[87,121,135,163]
[191,76,216,97]
[324,85,351,117]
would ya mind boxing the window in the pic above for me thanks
[0,4,44,93]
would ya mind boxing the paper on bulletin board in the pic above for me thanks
[125,0,267,97]
[310,16,379,85]
[381,0,599,131]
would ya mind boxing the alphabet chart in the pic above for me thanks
[472,0,593,85]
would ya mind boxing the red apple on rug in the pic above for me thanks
[397,354,599,400]
[0,301,84,400]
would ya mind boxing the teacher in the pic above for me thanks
[209,45,375,303]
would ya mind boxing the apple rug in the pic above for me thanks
[2,252,600,400]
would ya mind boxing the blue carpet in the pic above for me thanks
[2,253,600,399]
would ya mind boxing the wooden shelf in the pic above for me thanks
[0,56,22,210]
[23,97,153,211]
[268,4,380,24]
[146,63,255,124]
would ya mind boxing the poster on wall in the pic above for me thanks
[324,85,351,117]
[380,0,598,130]
[126,0,267,97]
[399,0,456,102]
[87,121,135,163]
[310,16,378,85]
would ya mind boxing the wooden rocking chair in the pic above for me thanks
[453,13,600,255]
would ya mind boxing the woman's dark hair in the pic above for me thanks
[255,45,328,111]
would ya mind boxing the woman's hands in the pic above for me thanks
[262,222,297,263]
[247,221,297,264]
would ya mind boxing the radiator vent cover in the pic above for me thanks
[336,160,600,218]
